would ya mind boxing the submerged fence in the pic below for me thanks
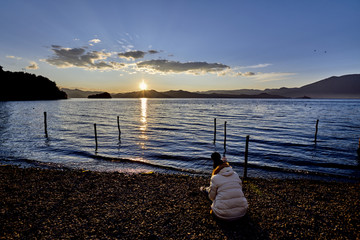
[41,112,352,178]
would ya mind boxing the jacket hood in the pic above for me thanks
[219,167,234,177]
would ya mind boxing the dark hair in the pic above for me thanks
[211,152,223,169]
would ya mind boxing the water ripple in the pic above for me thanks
[1,99,359,180]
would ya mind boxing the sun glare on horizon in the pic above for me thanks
[139,80,147,91]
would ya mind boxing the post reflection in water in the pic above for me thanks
[139,98,148,150]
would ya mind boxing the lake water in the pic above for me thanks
[0,98,359,180]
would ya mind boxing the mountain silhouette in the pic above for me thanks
[262,74,360,98]
[113,90,169,98]
[77,89,284,99]
[61,88,103,98]
[0,66,67,101]
[200,74,360,98]
[295,74,360,98]
[61,74,359,99]
[162,90,285,98]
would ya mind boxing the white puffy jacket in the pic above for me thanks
[208,166,248,220]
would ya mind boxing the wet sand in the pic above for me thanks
[0,165,359,239]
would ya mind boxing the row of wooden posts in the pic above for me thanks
[42,112,325,178]
[94,116,122,151]
[93,117,122,152]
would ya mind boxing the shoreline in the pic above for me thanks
[1,157,359,183]
[1,165,359,239]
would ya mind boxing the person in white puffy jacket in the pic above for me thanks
[201,152,248,221]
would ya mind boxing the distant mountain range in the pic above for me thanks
[62,74,360,99]
[200,74,360,98]
[266,74,360,98]
[62,89,286,99]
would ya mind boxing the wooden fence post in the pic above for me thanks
[117,116,121,141]
[44,112,48,138]
[314,119,319,143]
[224,121,227,154]
[213,118,216,144]
[94,123,98,151]
[244,135,250,179]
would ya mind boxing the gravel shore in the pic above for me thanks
[1,165,359,239]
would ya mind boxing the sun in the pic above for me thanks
[139,80,147,91]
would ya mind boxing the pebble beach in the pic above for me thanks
[1,165,359,239]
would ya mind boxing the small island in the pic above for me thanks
[88,92,112,98]
[0,66,67,101]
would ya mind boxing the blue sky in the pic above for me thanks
[1,0,359,92]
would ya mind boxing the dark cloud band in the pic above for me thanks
[44,45,231,75]
[118,50,146,60]
[136,60,229,74]
[45,46,123,70]
[118,50,159,60]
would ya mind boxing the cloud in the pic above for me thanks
[118,50,146,60]
[89,39,101,44]
[117,50,160,60]
[250,72,296,82]
[236,72,256,77]
[232,71,295,81]
[148,50,159,54]
[136,60,230,75]
[43,42,289,82]
[125,32,133,40]
[44,44,231,75]
[6,55,22,60]
[238,63,272,69]
[26,61,38,69]
[122,45,134,51]
[230,63,272,77]
[44,46,124,70]
[243,72,256,76]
